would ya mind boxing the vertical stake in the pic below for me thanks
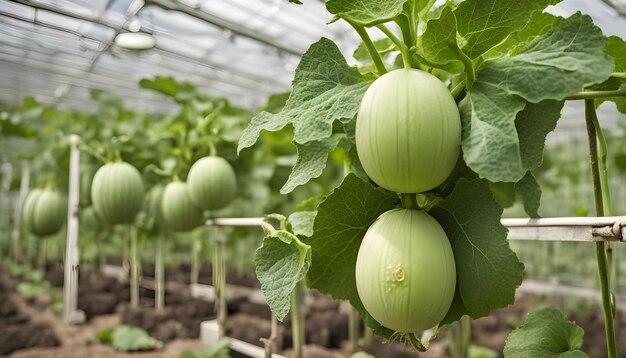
[63,135,81,324]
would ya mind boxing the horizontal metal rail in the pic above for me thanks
[503,216,625,242]
[205,216,626,242]
[205,217,265,227]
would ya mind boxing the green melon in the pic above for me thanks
[187,156,237,211]
[160,181,204,232]
[22,189,43,235]
[22,189,66,237]
[356,208,456,333]
[91,162,145,225]
[356,68,461,193]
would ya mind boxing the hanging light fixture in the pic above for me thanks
[114,32,156,50]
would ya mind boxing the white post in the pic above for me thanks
[64,135,82,324]
[11,162,30,260]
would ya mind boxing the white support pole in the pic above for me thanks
[206,217,265,227]
[502,216,626,242]
[63,135,83,324]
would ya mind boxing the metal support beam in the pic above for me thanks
[204,216,626,243]
[502,216,625,242]
[205,217,265,227]
[144,0,302,56]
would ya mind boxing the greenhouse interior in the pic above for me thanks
[1,0,626,357]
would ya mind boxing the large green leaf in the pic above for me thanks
[306,174,398,337]
[418,6,462,71]
[288,211,316,237]
[598,36,626,114]
[461,13,612,182]
[430,179,524,319]
[326,0,408,27]
[488,11,563,57]
[515,172,542,218]
[280,134,343,194]
[454,0,560,59]
[255,230,311,321]
[238,38,371,152]
[516,100,564,171]
[504,308,588,357]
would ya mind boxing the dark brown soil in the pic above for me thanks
[6,262,626,358]
[0,269,60,355]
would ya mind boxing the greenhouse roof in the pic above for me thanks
[0,0,625,135]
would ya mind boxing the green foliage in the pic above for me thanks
[597,36,626,113]
[461,13,611,183]
[514,172,542,218]
[255,216,311,320]
[469,345,499,358]
[454,0,560,59]
[238,38,370,194]
[97,325,159,352]
[281,135,343,194]
[326,0,407,27]
[353,38,395,62]
[306,174,399,337]
[350,353,375,358]
[431,179,523,322]
[10,262,63,312]
[504,308,588,357]
[179,338,231,358]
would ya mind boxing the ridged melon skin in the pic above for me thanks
[160,182,204,232]
[187,156,237,211]
[22,189,43,235]
[356,68,461,193]
[91,162,145,225]
[32,191,66,236]
[355,208,456,333]
[22,189,66,237]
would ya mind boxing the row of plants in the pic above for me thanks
[2,0,626,356]
[238,0,626,357]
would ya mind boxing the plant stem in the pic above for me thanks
[567,88,626,100]
[412,52,450,70]
[214,226,227,339]
[290,280,305,358]
[377,24,412,69]
[350,22,387,76]
[401,193,418,209]
[191,235,200,285]
[394,16,414,49]
[129,224,139,309]
[208,138,217,157]
[584,99,617,358]
[590,109,613,217]
[261,315,279,358]
[155,235,164,311]
[407,333,427,352]
[451,80,467,101]
[590,100,616,307]
[349,305,360,351]
[448,42,474,90]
